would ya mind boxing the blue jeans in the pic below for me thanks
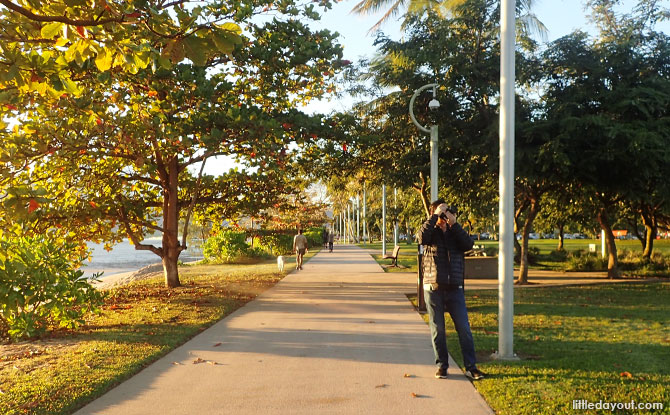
[424,286,477,371]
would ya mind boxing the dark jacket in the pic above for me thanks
[417,214,474,287]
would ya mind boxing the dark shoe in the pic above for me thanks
[435,367,448,379]
[464,368,486,380]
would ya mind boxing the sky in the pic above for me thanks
[204,0,669,175]
[307,0,667,113]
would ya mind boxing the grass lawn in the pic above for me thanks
[361,239,670,276]
[360,241,419,272]
[410,282,670,414]
[0,250,318,415]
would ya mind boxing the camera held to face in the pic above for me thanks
[439,205,458,219]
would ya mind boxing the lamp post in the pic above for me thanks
[409,83,440,202]
[496,0,518,361]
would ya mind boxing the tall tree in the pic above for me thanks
[1,0,345,287]
[540,0,670,277]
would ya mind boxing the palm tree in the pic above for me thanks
[351,0,547,41]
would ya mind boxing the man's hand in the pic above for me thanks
[444,210,457,226]
[434,203,447,217]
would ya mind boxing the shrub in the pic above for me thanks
[303,227,324,247]
[258,233,293,256]
[619,250,670,277]
[547,249,569,262]
[202,231,249,263]
[246,246,272,260]
[0,235,105,341]
[515,246,540,265]
[563,250,607,272]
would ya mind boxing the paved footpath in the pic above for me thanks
[75,245,494,415]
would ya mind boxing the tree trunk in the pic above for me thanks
[516,198,540,285]
[415,172,430,218]
[641,211,657,260]
[513,200,526,265]
[557,222,565,251]
[597,208,620,279]
[163,157,182,288]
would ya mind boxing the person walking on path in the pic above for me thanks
[293,229,308,270]
[417,199,486,381]
[328,230,334,252]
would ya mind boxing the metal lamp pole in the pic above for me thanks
[496,0,517,361]
[409,83,440,202]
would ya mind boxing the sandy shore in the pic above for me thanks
[89,263,164,290]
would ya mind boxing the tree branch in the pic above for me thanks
[117,203,163,256]
[0,0,124,26]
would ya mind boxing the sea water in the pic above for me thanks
[80,237,203,279]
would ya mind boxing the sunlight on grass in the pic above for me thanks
[411,282,670,414]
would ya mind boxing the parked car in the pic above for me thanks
[529,233,540,239]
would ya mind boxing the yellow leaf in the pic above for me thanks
[41,22,63,39]
[218,22,242,36]
[59,76,81,96]
[95,49,113,71]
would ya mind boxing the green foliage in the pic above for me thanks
[303,227,325,248]
[618,249,670,277]
[0,235,104,341]
[202,231,250,263]
[257,233,294,256]
[515,245,541,265]
[1,0,345,288]
[547,249,569,262]
[563,250,608,272]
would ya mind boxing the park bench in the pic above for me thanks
[383,245,401,267]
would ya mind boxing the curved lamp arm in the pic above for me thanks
[409,83,438,133]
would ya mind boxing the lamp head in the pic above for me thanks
[428,98,440,111]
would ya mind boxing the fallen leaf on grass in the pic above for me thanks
[620,371,633,378]
[411,392,420,398]
[213,342,222,347]
[403,373,414,378]
[109,304,132,310]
